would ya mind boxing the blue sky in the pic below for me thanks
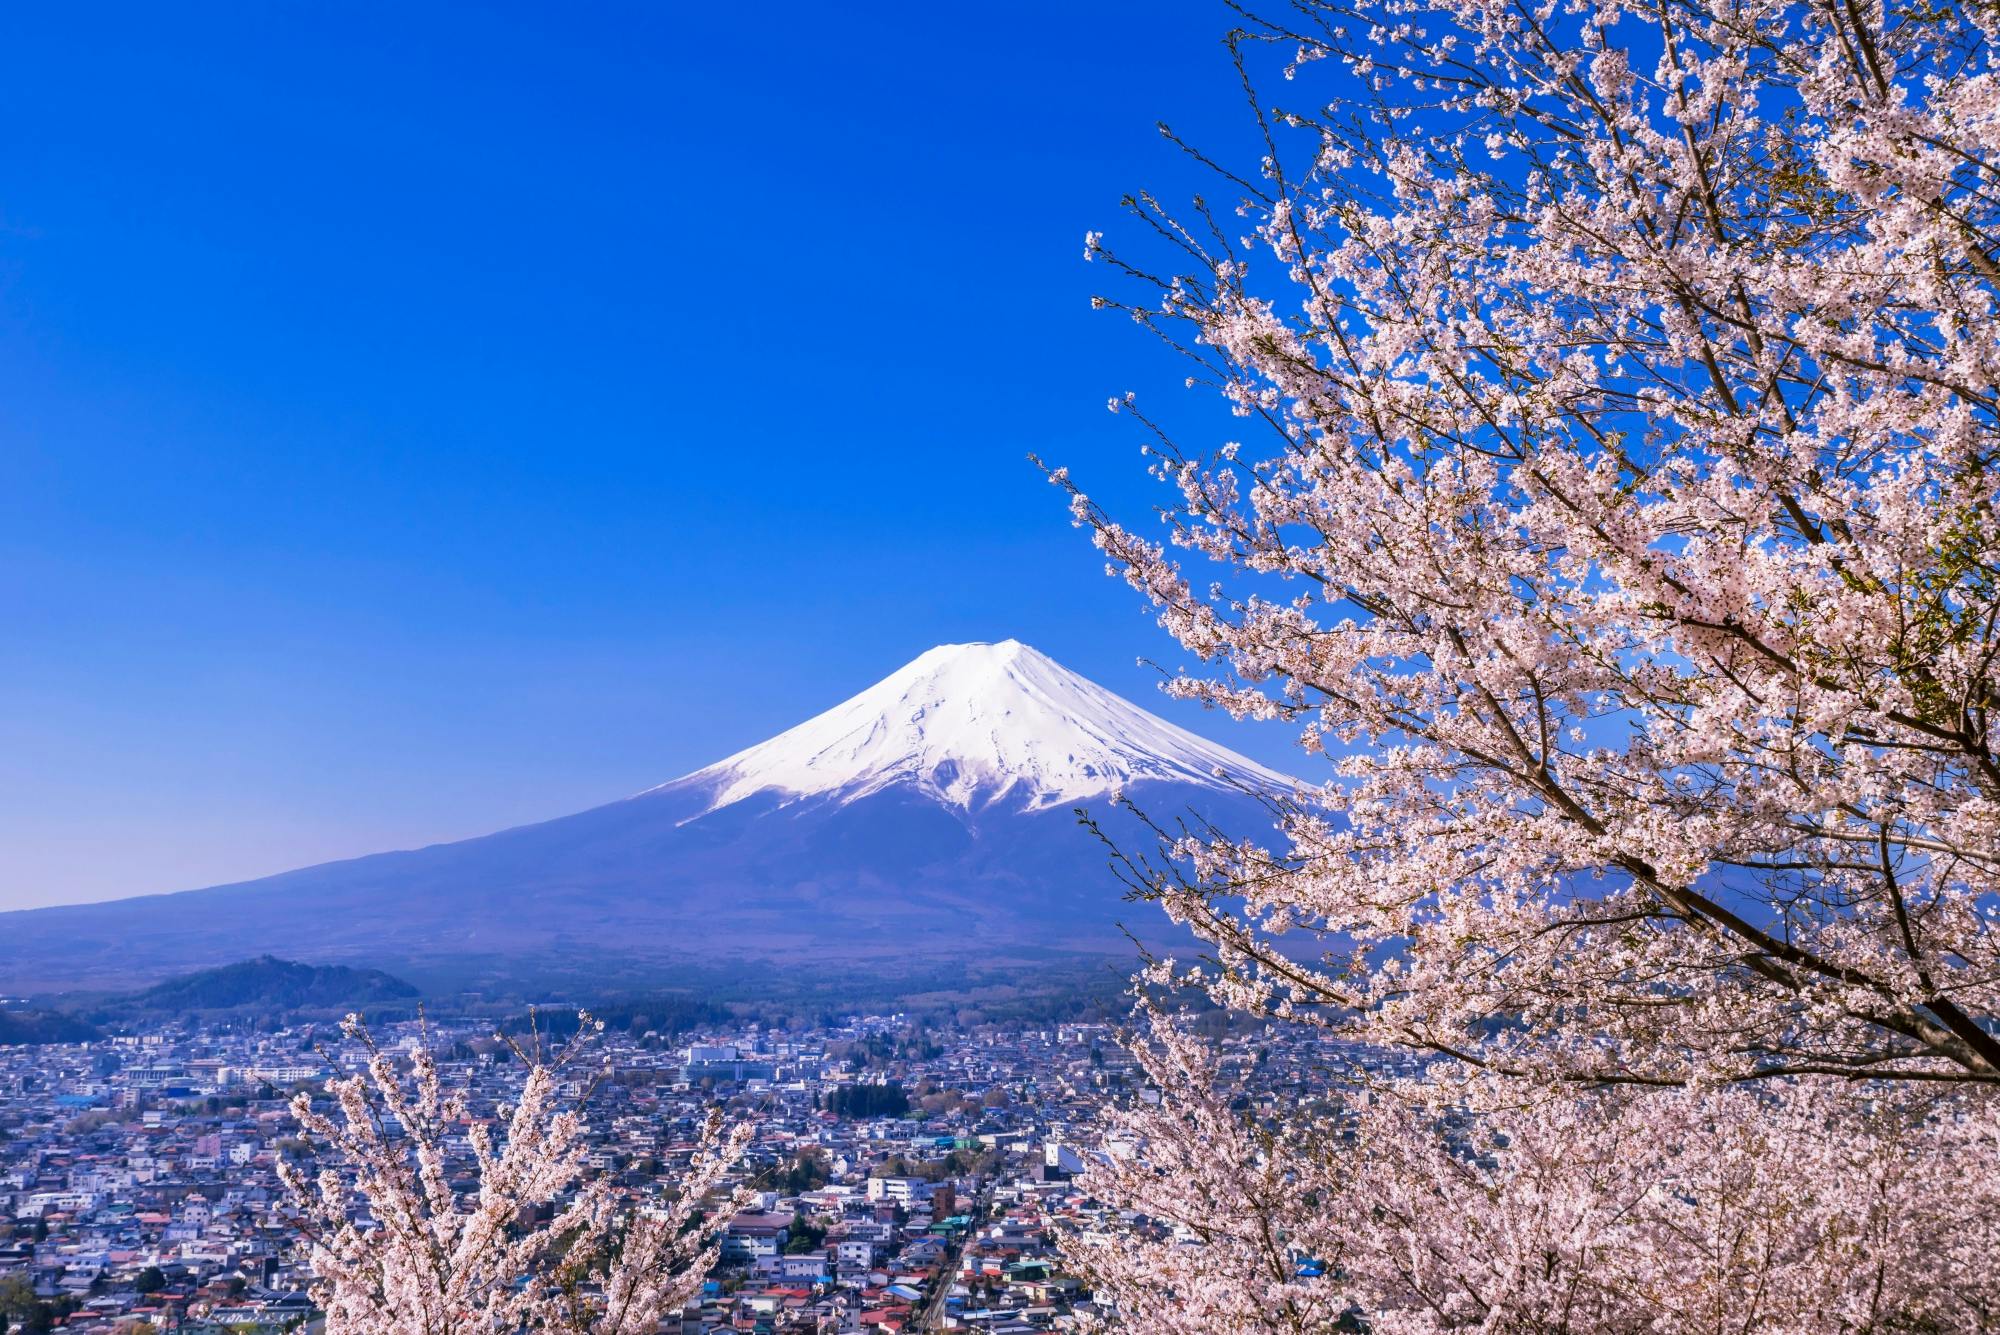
[0,2,1309,909]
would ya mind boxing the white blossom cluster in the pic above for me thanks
[278,1014,748,1334]
[1060,0,2000,1325]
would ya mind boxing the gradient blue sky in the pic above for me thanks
[0,2,1309,909]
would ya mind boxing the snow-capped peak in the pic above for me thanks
[664,639,1293,814]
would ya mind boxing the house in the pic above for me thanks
[836,1237,879,1272]
[867,1176,929,1207]
[720,1210,792,1264]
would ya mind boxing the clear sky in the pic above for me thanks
[0,1,1309,910]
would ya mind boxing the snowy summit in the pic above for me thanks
[670,639,1292,814]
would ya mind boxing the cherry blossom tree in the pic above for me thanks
[1065,1010,2000,1333]
[278,1013,749,1335]
[1056,0,2000,1325]
[1064,0,2000,1089]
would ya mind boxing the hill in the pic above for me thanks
[123,956,418,1012]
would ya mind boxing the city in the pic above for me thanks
[0,999,1417,1332]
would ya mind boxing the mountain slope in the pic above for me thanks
[0,642,1295,990]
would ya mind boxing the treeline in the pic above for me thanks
[824,1082,909,1118]
[0,1010,100,1046]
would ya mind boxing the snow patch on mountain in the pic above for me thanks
[659,639,1293,814]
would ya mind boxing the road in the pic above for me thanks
[913,1183,996,1332]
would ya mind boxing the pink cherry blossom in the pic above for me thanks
[278,1013,748,1334]
[1059,0,2000,1325]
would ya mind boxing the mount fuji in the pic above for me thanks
[0,641,1295,990]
